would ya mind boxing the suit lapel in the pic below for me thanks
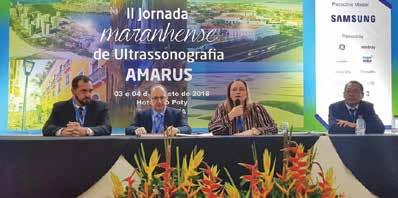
[339,101,352,122]
[357,101,364,119]
[67,99,77,123]
[164,107,172,128]
[147,109,153,132]
[84,102,95,127]
[342,101,362,122]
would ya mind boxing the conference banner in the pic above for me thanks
[4,0,304,132]
[3,1,398,197]
[316,0,392,125]
[1,0,397,133]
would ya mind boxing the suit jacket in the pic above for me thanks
[328,100,384,134]
[125,107,191,135]
[42,99,112,136]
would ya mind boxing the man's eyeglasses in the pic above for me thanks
[151,96,166,101]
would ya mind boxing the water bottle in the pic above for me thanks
[392,116,398,133]
[279,122,289,134]
[355,115,366,135]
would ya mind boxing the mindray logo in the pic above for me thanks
[361,45,376,50]
[331,15,376,23]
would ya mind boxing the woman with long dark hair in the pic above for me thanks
[208,79,277,136]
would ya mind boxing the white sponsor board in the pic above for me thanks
[316,0,391,125]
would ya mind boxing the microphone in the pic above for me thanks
[235,99,240,107]
[235,99,247,118]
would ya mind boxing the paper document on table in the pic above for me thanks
[139,133,165,138]
[277,131,326,135]
[176,133,213,137]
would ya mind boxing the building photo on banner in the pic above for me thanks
[0,0,398,197]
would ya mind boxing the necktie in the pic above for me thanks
[349,108,357,122]
[154,114,163,133]
[78,107,84,125]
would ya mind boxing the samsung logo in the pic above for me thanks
[331,15,376,23]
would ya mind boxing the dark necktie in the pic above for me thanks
[349,108,357,122]
[78,107,84,125]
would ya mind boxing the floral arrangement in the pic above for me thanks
[111,129,344,198]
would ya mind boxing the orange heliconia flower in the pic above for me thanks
[158,162,177,198]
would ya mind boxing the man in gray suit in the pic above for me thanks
[126,84,191,136]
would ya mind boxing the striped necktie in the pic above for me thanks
[154,113,163,133]
[77,107,84,125]
[349,108,357,122]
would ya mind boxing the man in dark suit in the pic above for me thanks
[42,75,112,136]
[328,81,384,134]
[126,84,191,136]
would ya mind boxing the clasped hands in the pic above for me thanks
[60,122,90,137]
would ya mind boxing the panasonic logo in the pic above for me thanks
[331,15,376,23]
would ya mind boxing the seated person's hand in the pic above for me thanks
[135,127,147,136]
[60,127,75,137]
[59,122,80,137]
[249,128,261,135]
[233,128,260,136]
[336,119,356,128]
[62,122,89,137]
[72,126,89,136]
[67,121,80,129]
[228,105,244,121]
[165,127,179,136]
